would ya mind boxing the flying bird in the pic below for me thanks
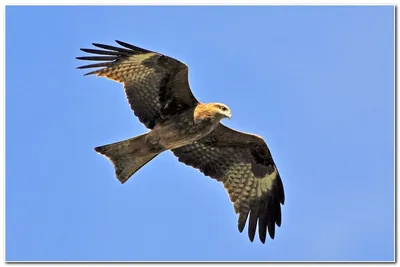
[77,40,285,244]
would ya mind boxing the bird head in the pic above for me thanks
[211,103,232,120]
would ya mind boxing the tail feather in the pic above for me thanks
[94,133,159,183]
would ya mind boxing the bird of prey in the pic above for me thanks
[77,40,285,244]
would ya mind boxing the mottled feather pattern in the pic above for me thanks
[173,124,284,243]
[77,41,285,244]
[174,141,237,180]
[77,40,198,129]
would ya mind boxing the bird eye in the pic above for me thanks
[221,106,227,111]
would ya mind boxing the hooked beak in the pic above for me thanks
[226,112,232,119]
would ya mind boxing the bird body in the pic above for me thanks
[148,102,230,150]
[77,40,285,244]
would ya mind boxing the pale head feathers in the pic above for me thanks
[194,102,232,122]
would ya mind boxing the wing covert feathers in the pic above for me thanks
[77,40,198,129]
[172,124,285,244]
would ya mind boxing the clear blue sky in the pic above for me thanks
[6,6,394,261]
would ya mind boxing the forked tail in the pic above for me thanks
[94,133,159,183]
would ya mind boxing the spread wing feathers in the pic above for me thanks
[77,40,199,129]
[172,124,285,243]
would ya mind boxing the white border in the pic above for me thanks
[1,2,396,265]
[1,1,398,5]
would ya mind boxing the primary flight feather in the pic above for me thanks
[77,40,285,244]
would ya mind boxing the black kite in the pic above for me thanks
[77,40,285,244]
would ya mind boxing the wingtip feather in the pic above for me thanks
[115,40,151,53]
[83,72,93,76]
[249,235,255,242]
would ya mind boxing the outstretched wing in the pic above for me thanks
[77,40,199,129]
[172,124,285,243]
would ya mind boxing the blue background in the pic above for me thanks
[6,6,394,261]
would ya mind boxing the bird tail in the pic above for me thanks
[94,133,160,184]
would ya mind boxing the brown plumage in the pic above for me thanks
[77,40,285,244]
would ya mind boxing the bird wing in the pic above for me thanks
[172,124,285,243]
[77,40,199,129]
